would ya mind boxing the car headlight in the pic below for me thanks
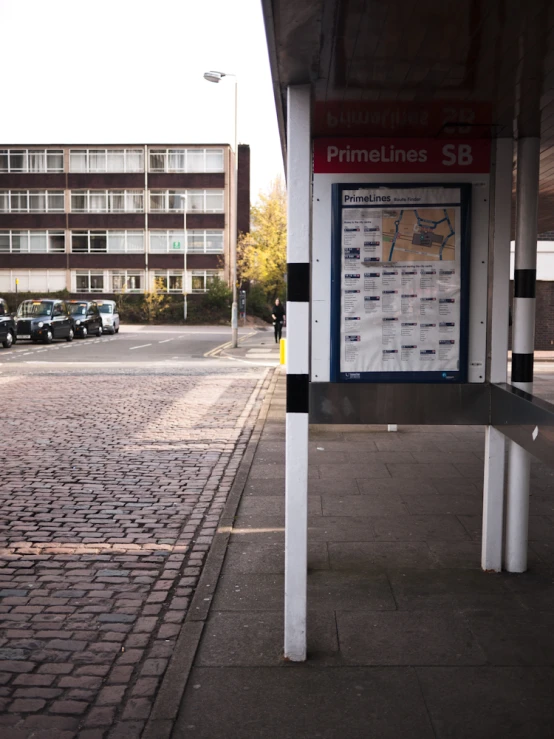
[105,317,113,324]
[37,321,43,328]
[76,320,81,326]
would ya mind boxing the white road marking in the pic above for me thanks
[129,344,152,351]
[159,339,173,344]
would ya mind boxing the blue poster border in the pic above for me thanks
[330,182,471,383]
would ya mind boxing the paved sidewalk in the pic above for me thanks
[215,326,283,367]
[158,369,554,739]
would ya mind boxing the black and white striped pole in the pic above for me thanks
[284,86,310,662]
[505,136,540,573]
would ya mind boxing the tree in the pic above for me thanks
[238,177,286,302]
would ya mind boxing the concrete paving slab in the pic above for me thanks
[195,611,338,666]
[316,462,392,479]
[223,541,329,574]
[386,462,463,479]
[337,611,487,665]
[238,495,322,517]
[417,666,554,739]
[464,608,554,664]
[328,541,439,571]
[402,493,483,515]
[356,477,438,495]
[174,666,435,739]
[308,478,360,495]
[387,569,522,611]
[321,493,407,516]
[371,514,471,541]
[243,478,285,496]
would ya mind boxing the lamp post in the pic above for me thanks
[180,193,188,320]
[203,70,238,348]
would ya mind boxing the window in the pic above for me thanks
[0,270,66,293]
[191,270,220,293]
[0,231,65,253]
[71,190,144,213]
[111,271,143,293]
[69,149,144,173]
[153,271,184,293]
[75,271,104,292]
[148,229,223,253]
[0,190,65,213]
[71,231,144,253]
[0,149,64,173]
[188,230,224,253]
[148,148,224,173]
[149,189,224,213]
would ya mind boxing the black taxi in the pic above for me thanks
[0,298,16,348]
[16,299,74,343]
[66,301,103,338]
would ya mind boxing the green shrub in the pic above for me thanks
[246,283,272,322]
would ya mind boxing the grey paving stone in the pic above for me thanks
[386,463,463,479]
[428,478,481,495]
[453,463,485,479]
[337,611,486,665]
[417,666,554,739]
[196,611,338,666]
[342,452,417,464]
[307,570,396,611]
[328,541,438,570]
[357,478,437,496]
[402,494,482,516]
[174,666,435,739]
[528,494,554,516]
[529,540,554,566]
[428,541,483,569]
[459,514,554,542]
[231,515,285,543]
[238,495,322,517]
[308,478,360,495]
[387,569,522,611]
[308,440,377,452]
[211,574,285,611]
[501,570,554,610]
[464,608,554,665]
[248,463,319,480]
[223,541,329,574]
[371,514,470,542]
[308,450,349,465]
[244,479,285,496]
[307,515,378,542]
[317,463,391,480]
[408,452,482,466]
[374,438,445,452]
[321,494,407,517]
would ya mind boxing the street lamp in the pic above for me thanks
[203,69,238,348]
[180,193,188,320]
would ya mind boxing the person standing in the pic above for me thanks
[272,298,285,343]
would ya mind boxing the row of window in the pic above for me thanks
[0,148,225,173]
[0,229,224,254]
[74,270,219,294]
[0,269,221,294]
[0,189,225,213]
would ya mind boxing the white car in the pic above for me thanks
[97,300,120,334]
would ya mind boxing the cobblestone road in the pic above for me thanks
[0,365,267,738]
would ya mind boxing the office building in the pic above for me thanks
[0,143,250,298]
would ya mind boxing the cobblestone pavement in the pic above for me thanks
[0,364,268,738]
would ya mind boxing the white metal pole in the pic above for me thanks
[284,85,311,663]
[505,136,540,573]
[482,137,512,572]
[182,193,188,321]
[231,79,239,348]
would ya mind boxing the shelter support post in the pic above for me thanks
[482,138,512,572]
[505,136,540,573]
[284,85,311,662]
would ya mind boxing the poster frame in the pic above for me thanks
[330,182,472,383]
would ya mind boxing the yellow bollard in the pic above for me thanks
[280,338,286,365]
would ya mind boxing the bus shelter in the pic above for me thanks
[261,0,554,660]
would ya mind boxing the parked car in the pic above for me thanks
[0,297,17,348]
[16,299,74,343]
[96,300,120,334]
[67,300,103,338]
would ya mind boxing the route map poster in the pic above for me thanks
[334,185,469,382]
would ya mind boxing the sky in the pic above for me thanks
[0,0,284,201]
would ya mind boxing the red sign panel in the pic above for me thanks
[313,101,492,138]
[313,138,491,174]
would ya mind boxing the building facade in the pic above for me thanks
[0,143,249,298]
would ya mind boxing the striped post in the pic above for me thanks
[505,136,540,573]
[284,86,311,662]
